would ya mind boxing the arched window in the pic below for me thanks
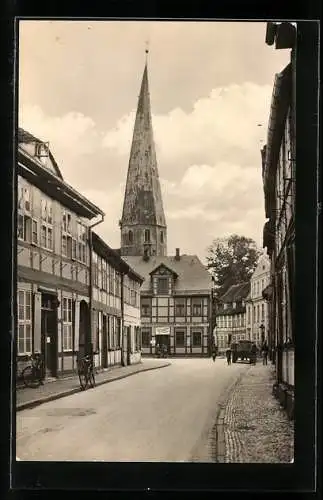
[144,229,150,243]
[128,230,133,244]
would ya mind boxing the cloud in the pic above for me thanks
[20,79,269,260]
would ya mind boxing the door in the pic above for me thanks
[156,335,170,355]
[127,326,131,365]
[41,294,58,378]
[79,300,90,358]
[101,314,108,368]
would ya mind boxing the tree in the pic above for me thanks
[206,234,261,298]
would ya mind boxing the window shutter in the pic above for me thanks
[33,293,41,353]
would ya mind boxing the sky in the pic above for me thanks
[18,20,291,262]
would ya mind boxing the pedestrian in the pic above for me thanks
[251,343,257,365]
[211,346,217,362]
[262,341,268,365]
[226,348,232,365]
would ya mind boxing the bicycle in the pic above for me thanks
[77,354,96,390]
[21,353,44,388]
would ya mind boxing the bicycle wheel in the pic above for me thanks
[78,362,88,390]
[22,366,41,388]
[88,369,95,388]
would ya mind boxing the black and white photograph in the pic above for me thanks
[13,19,309,470]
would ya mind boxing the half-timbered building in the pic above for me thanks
[124,249,213,357]
[17,128,104,380]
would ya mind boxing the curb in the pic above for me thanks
[17,362,171,412]
[214,366,252,463]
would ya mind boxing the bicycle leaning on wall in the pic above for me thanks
[21,352,44,388]
[77,353,96,390]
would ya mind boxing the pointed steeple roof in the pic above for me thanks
[121,59,166,228]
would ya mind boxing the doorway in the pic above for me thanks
[79,300,90,358]
[126,326,131,365]
[41,293,58,378]
[156,335,170,354]
[101,314,108,368]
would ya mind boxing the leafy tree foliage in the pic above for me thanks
[206,234,261,298]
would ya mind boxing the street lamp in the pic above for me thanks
[259,323,265,346]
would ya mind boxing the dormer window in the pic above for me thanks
[144,229,150,243]
[157,277,168,295]
[224,303,228,310]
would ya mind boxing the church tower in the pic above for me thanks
[120,50,167,257]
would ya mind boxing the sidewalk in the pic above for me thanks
[16,359,171,411]
[216,362,294,463]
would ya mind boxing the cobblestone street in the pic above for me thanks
[217,361,294,463]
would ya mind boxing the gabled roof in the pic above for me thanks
[220,282,250,303]
[92,232,144,283]
[123,255,212,294]
[149,263,178,278]
[18,127,64,180]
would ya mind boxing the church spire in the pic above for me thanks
[120,51,167,257]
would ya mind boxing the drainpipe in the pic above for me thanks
[88,214,104,357]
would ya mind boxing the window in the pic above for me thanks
[141,298,151,317]
[192,298,202,316]
[233,302,236,309]
[141,328,151,347]
[257,304,260,323]
[109,266,114,295]
[116,318,121,348]
[130,289,137,307]
[17,290,32,355]
[128,230,133,244]
[175,298,186,317]
[102,259,107,291]
[40,197,53,250]
[62,298,73,351]
[31,219,38,245]
[261,304,265,321]
[93,253,99,287]
[192,331,202,347]
[115,273,121,297]
[144,229,150,243]
[17,183,33,243]
[157,277,168,295]
[76,222,87,263]
[135,326,141,351]
[175,330,185,347]
[62,210,73,258]
[160,231,164,243]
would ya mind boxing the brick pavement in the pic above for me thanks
[216,362,294,463]
[16,359,171,411]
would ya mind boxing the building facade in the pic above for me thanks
[17,128,104,380]
[245,254,271,346]
[91,232,143,369]
[17,128,143,383]
[263,22,296,418]
[215,283,250,352]
[124,250,213,357]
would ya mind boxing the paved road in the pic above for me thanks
[16,358,249,462]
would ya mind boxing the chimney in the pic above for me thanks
[175,248,180,260]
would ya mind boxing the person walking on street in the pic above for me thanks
[251,343,257,365]
[211,346,217,362]
[226,348,232,365]
[262,341,269,365]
